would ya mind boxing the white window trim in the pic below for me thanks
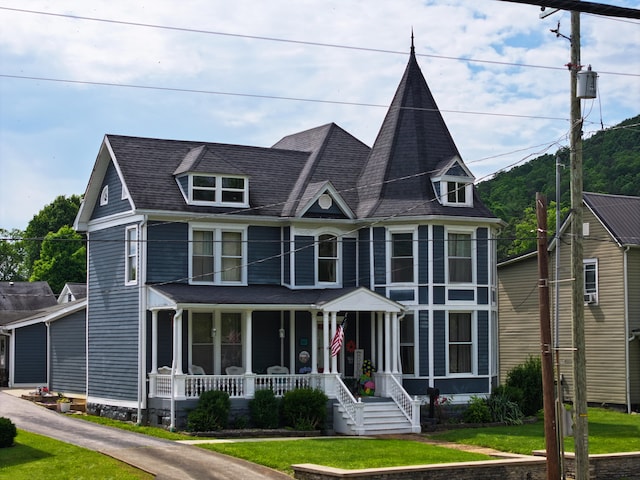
[100,185,109,206]
[440,180,473,207]
[446,310,476,376]
[189,224,247,285]
[445,228,475,285]
[399,311,418,376]
[584,258,598,305]
[188,174,249,207]
[125,225,138,286]
[315,233,342,286]
[387,228,417,285]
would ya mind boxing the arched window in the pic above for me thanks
[317,234,338,283]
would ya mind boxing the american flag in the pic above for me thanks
[330,320,345,357]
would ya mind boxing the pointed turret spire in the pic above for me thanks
[410,28,415,56]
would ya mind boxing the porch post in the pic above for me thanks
[330,311,338,373]
[151,310,158,373]
[377,312,383,374]
[322,311,329,374]
[311,312,318,374]
[174,309,184,375]
[384,312,391,373]
[289,310,295,371]
[370,315,376,368]
[391,312,399,374]
[245,310,253,374]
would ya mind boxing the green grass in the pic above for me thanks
[76,414,197,441]
[199,438,493,476]
[427,408,640,455]
[0,430,152,480]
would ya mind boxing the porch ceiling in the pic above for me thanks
[147,284,403,313]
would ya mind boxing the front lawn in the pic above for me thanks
[427,407,640,455]
[0,430,152,480]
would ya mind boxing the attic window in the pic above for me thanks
[100,186,109,206]
[441,181,472,207]
[189,174,248,206]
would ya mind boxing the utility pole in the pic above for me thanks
[536,192,561,480]
[569,7,589,480]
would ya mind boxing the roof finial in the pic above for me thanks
[411,28,415,55]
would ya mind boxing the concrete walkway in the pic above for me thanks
[0,390,291,479]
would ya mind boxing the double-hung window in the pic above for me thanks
[391,232,414,283]
[447,181,467,204]
[191,226,245,284]
[448,232,472,283]
[584,259,598,304]
[400,313,415,375]
[317,234,338,283]
[125,225,138,285]
[449,312,472,374]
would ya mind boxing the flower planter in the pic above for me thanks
[58,401,71,413]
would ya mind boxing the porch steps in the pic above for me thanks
[333,399,414,436]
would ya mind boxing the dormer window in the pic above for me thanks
[438,180,472,207]
[188,174,248,207]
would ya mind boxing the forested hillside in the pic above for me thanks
[477,114,640,260]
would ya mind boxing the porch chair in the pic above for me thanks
[266,365,289,374]
[225,366,244,375]
[189,364,205,375]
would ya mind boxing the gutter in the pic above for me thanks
[624,246,632,413]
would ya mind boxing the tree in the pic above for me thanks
[0,229,28,281]
[30,226,86,294]
[23,195,82,275]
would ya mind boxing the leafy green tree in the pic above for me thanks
[505,201,570,258]
[30,226,86,294]
[0,229,28,281]
[23,195,82,274]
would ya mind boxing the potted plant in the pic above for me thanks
[57,393,71,413]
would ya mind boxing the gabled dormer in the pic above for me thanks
[299,181,354,219]
[174,145,249,208]
[431,156,475,207]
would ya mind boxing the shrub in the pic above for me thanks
[249,389,280,429]
[487,391,524,425]
[505,356,543,416]
[0,417,17,448]
[281,388,328,430]
[462,396,491,424]
[186,390,230,432]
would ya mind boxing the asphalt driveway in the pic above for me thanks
[0,390,291,479]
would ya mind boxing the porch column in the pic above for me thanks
[377,312,384,374]
[151,310,158,373]
[245,310,253,374]
[330,312,338,373]
[384,312,391,373]
[370,315,376,368]
[391,312,399,374]
[311,312,318,374]
[323,311,329,374]
[174,309,184,375]
[289,310,295,371]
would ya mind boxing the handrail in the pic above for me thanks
[334,376,359,425]
[387,374,415,423]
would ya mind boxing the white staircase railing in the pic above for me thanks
[334,376,365,435]
[387,374,422,433]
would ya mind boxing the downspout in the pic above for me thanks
[45,321,51,391]
[137,218,147,425]
[624,246,631,413]
[170,308,183,432]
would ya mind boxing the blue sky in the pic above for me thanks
[1,0,638,230]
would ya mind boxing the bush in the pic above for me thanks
[504,356,543,416]
[281,388,328,431]
[0,417,17,448]
[487,391,524,425]
[462,396,491,424]
[249,389,280,429]
[186,390,230,432]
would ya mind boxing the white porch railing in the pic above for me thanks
[333,376,365,434]
[384,373,422,433]
[149,373,325,399]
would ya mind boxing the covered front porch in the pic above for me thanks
[145,284,421,434]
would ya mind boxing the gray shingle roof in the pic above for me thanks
[0,281,57,325]
[584,192,640,246]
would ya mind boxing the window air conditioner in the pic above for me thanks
[584,292,597,305]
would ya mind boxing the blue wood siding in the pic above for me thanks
[14,324,46,384]
[418,226,429,284]
[50,310,87,394]
[433,286,446,304]
[294,235,314,286]
[477,310,489,375]
[418,310,429,376]
[358,229,370,288]
[418,286,429,304]
[147,222,189,283]
[435,377,490,395]
[433,226,445,283]
[283,227,291,284]
[248,226,281,285]
[87,225,140,401]
[342,238,357,287]
[373,227,386,285]
[477,287,489,305]
[476,228,488,285]
[433,310,446,376]
[91,161,131,220]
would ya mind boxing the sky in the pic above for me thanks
[1,0,639,231]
